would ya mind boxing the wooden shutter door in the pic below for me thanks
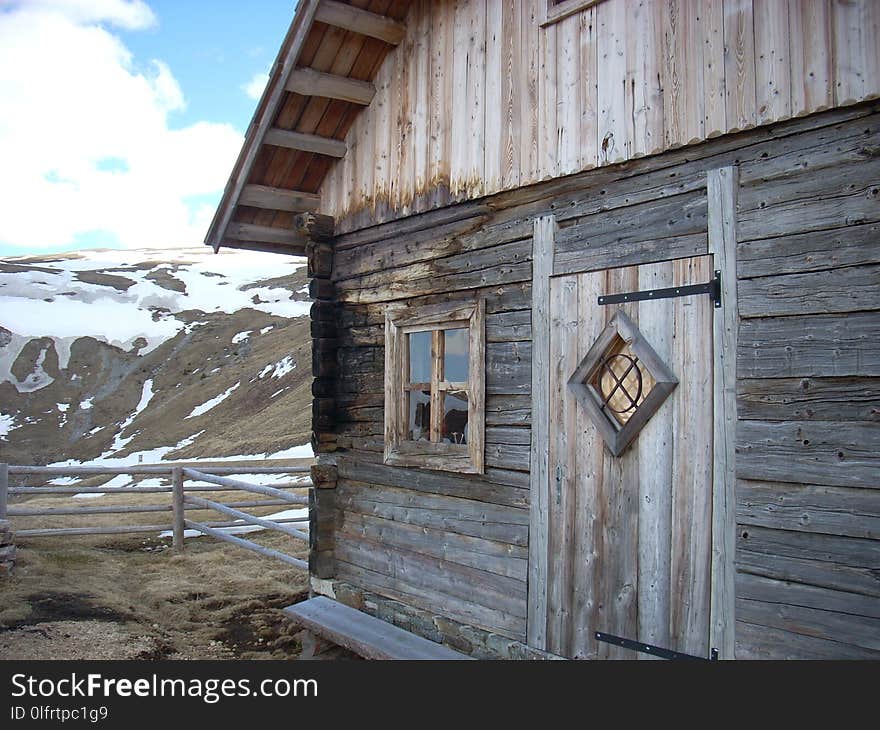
[545,254,715,659]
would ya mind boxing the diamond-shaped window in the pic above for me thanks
[568,311,678,457]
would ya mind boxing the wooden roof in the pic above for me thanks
[205,0,410,256]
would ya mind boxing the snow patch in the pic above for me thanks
[103,379,154,455]
[0,412,17,440]
[0,249,307,388]
[259,326,273,335]
[79,398,94,410]
[185,382,239,419]
[259,356,296,380]
[232,330,251,344]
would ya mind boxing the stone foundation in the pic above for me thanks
[310,577,561,661]
[0,520,15,577]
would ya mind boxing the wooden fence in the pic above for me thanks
[0,462,312,570]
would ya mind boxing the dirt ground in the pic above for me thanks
[0,530,318,660]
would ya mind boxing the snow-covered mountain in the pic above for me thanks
[0,247,313,467]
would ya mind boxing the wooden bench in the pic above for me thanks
[283,596,473,660]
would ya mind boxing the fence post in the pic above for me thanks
[0,463,8,520]
[172,467,184,552]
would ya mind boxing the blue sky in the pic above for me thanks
[0,0,298,256]
[119,1,294,130]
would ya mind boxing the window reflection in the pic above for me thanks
[444,328,469,382]
[443,390,468,444]
[409,331,432,383]
[408,389,431,441]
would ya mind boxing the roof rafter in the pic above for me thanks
[224,223,308,248]
[315,0,406,45]
[239,185,321,213]
[264,128,348,158]
[286,67,376,105]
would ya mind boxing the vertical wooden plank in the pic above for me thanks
[0,463,8,520]
[547,272,579,655]
[569,269,605,659]
[707,166,739,660]
[387,24,404,212]
[469,298,486,474]
[520,0,541,183]
[789,0,834,116]
[635,261,675,658]
[683,0,706,144]
[484,0,504,192]
[628,0,664,157]
[372,45,394,219]
[663,0,703,148]
[669,255,714,658]
[466,0,487,198]
[754,0,792,124]
[597,0,628,164]
[342,113,358,218]
[500,0,522,190]
[557,13,582,174]
[412,0,431,213]
[595,265,640,659]
[831,0,866,106]
[723,0,757,133]
[172,466,185,552]
[397,18,415,216]
[383,312,398,460]
[538,14,558,179]
[702,0,727,137]
[450,0,470,196]
[428,0,454,207]
[430,329,444,441]
[527,215,555,651]
[862,0,880,101]
[357,86,375,217]
[578,6,599,170]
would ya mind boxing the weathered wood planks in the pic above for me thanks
[319,0,880,230]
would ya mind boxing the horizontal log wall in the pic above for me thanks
[321,0,880,233]
[330,100,880,652]
[733,108,880,659]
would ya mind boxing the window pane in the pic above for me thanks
[409,331,432,383]
[408,389,431,441]
[442,390,468,444]
[444,328,469,382]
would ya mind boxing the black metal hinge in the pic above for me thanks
[595,631,719,661]
[598,270,722,309]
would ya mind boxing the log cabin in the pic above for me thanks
[206,0,880,660]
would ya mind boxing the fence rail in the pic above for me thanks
[0,460,313,569]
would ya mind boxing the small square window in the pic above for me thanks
[384,299,485,473]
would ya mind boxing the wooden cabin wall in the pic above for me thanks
[326,101,880,657]
[731,117,880,660]
[320,0,880,234]
[331,243,534,638]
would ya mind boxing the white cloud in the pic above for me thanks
[0,2,244,251]
[1,0,158,30]
[242,71,269,101]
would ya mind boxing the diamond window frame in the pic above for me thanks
[384,298,485,474]
[568,310,678,457]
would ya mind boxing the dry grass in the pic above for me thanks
[0,473,315,660]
